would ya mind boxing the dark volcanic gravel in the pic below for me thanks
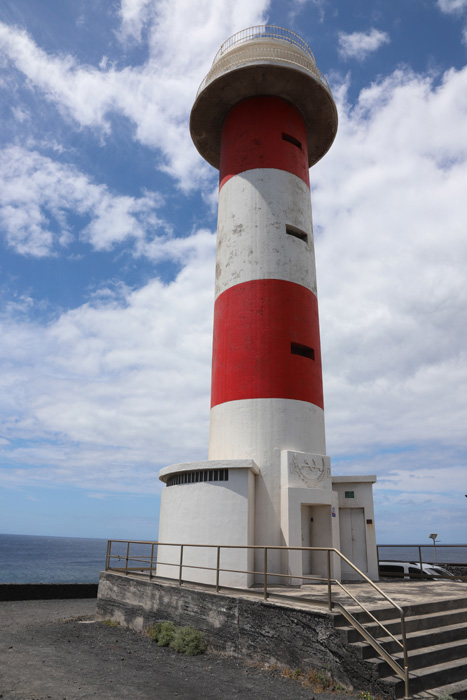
[0,599,361,700]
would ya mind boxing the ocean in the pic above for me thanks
[377,544,467,565]
[1,534,466,584]
[0,533,109,584]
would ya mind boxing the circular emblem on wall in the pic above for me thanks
[291,453,326,488]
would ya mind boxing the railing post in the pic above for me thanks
[178,545,184,586]
[125,541,130,575]
[418,545,423,571]
[105,540,111,570]
[327,549,332,610]
[263,548,268,600]
[401,611,409,698]
[216,546,221,592]
[149,543,155,579]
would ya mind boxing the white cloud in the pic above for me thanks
[0,229,216,493]
[0,146,166,257]
[312,65,467,462]
[437,0,467,13]
[118,0,153,42]
[0,0,270,190]
[288,0,326,23]
[338,28,390,61]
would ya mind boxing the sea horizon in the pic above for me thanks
[0,532,109,584]
[1,533,466,584]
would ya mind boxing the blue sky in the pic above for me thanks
[0,0,467,545]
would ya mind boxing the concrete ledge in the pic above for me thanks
[97,571,381,692]
[159,458,259,482]
[0,583,98,601]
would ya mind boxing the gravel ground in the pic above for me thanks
[0,599,363,700]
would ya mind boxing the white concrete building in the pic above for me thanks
[157,26,378,586]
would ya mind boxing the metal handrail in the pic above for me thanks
[105,539,409,696]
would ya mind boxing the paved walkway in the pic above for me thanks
[141,573,467,614]
[264,579,467,612]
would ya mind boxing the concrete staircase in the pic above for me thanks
[334,595,467,698]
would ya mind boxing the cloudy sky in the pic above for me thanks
[0,0,466,546]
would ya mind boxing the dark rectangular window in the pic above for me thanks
[286,225,308,243]
[282,132,302,150]
[291,342,315,360]
[167,468,230,487]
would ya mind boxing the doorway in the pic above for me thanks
[339,508,367,576]
[301,504,332,580]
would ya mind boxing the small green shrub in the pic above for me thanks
[436,694,455,700]
[149,621,176,646]
[170,626,206,656]
[147,622,206,655]
[102,619,120,627]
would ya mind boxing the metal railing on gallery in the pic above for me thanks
[213,25,316,63]
[196,24,331,99]
[105,539,410,698]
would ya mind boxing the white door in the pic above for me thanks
[339,508,367,575]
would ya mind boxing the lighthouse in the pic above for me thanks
[157,26,378,585]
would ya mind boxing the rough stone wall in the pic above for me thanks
[97,572,390,695]
[445,564,467,579]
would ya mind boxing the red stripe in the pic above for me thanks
[211,279,323,408]
[219,97,310,190]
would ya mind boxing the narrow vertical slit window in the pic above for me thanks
[282,132,302,150]
[286,224,308,243]
[291,342,315,360]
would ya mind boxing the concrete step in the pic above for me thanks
[414,678,467,700]
[333,594,467,626]
[355,620,467,658]
[386,657,467,698]
[373,638,467,678]
[341,607,467,642]
[333,592,467,697]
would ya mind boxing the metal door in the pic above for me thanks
[339,508,367,574]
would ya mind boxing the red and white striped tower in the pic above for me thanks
[158,27,378,585]
[191,27,337,555]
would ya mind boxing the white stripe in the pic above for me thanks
[216,168,317,299]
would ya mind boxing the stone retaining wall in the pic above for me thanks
[444,564,467,578]
[97,571,387,695]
